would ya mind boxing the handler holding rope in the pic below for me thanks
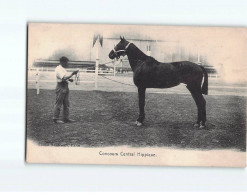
[53,56,79,124]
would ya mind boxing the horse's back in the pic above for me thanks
[134,59,204,88]
[171,61,202,71]
[134,60,180,88]
[170,61,204,84]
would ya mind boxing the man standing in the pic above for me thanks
[53,56,79,124]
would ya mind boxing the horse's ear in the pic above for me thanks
[120,36,123,40]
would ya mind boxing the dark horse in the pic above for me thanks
[109,37,208,128]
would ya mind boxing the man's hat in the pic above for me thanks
[60,56,69,62]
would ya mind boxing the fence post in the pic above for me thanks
[36,68,40,95]
[93,34,103,89]
[113,59,116,77]
[95,42,99,89]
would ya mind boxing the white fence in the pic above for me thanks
[28,67,115,94]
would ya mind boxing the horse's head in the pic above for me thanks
[109,36,131,60]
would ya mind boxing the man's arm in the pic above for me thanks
[62,70,79,81]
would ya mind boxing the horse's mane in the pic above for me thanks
[145,56,159,65]
[130,42,159,65]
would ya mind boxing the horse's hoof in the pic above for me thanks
[199,125,206,129]
[194,123,200,127]
[135,121,143,126]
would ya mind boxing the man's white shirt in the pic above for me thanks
[55,65,68,83]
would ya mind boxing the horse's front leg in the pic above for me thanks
[136,87,146,126]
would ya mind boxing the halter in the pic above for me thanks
[113,42,131,58]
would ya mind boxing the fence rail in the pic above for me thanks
[28,67,116,94]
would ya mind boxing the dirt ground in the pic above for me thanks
[26,89,246,151]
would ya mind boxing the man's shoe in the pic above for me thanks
[53,119,65,124]
[63,119,76,123]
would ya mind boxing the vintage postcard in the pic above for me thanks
[26,23,246,167]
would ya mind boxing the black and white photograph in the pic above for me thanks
[26,23,246,167]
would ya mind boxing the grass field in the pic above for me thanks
[26,89,246,151]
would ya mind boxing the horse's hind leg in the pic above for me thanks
[195,93,206,127]
[187,85,201,125]
[187,84,206,128]
[198,93,206,127]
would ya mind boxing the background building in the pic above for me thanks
[32,37,218,76]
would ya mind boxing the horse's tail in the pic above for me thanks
[200,66,208,95]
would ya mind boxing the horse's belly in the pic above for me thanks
[147,81,180,88]
[161,81,180,88]
[144,77,180,88]
[133,66,180,88]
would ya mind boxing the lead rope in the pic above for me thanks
[99,75,135,87]
[75,72,80,85]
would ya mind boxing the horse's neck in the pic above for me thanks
[126,44,147,70]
